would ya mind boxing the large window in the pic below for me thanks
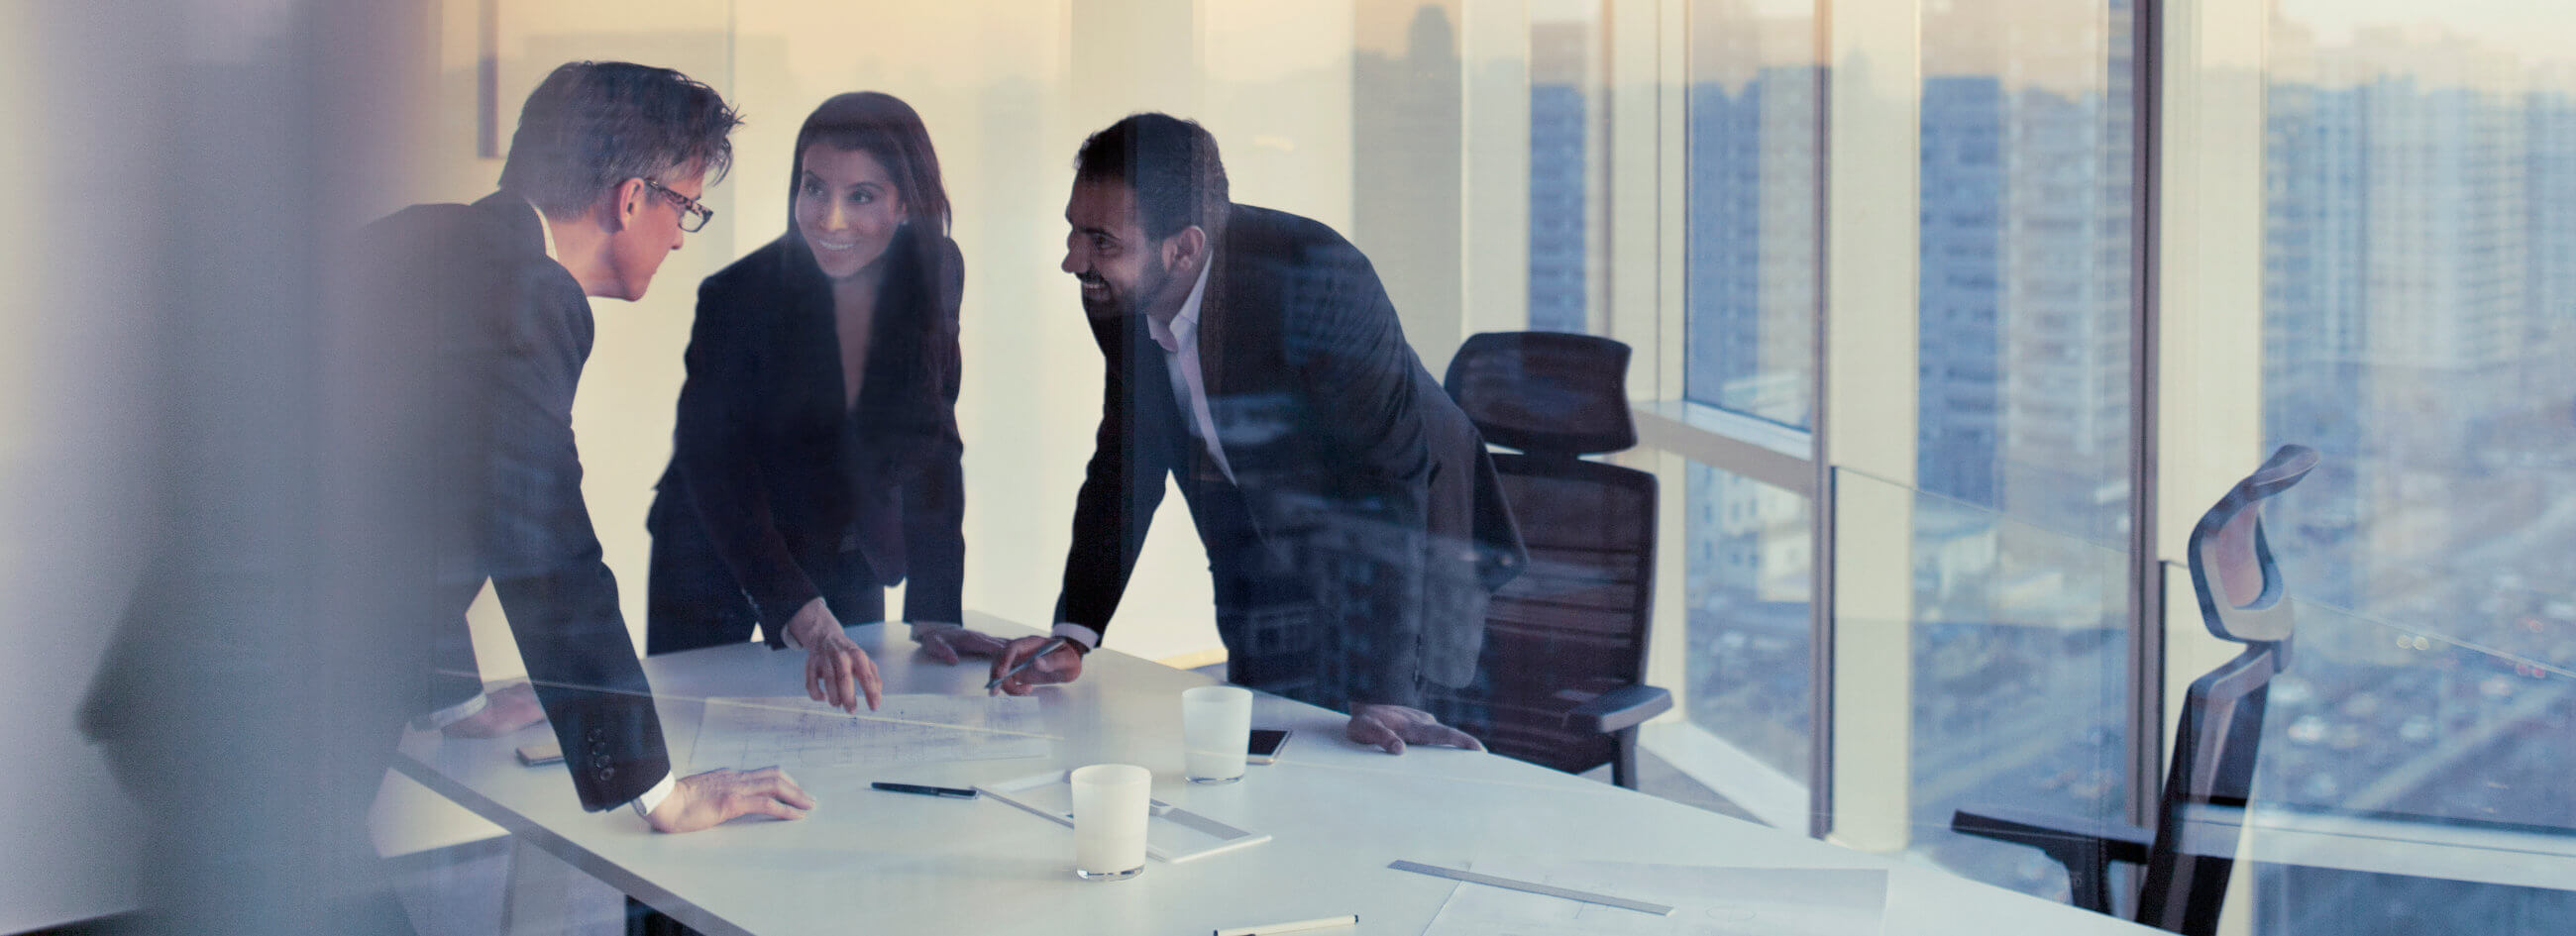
[1529,0,1600,334]
[1916,0,2137,542]
[1683,0,1819,429]
[1668,0,1826,819]
[1906,0,2142,897]
[2259,3,2576,931]
[1892,469,2132,899]
[1683,465,1814,784]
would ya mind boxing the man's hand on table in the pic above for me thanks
[784,598,882,713]
[988,636,1084,695]
[912,623,1013,665]
[1345,703,1484,755]
[441,680,545,738]
[645,768,814,833]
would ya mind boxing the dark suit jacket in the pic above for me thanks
[654,231,967,642]
[357,192,669,811]
[1056,203,1526,707]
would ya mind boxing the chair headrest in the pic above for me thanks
[2188,444,2319,645]
[1443,332,1638,456]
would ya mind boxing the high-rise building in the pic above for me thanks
[1915,0,2135,547]
[1918,72,2007,509]
[1529,19,1590,335]
[1352,3,1463,357]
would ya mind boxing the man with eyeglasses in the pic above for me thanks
[359,60,810,835]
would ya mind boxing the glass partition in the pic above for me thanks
[50,1,2576,934]
[1828,465,2574,931]
[1832,467,2133,901]
[1681,463,1815,787]
[2261,0,2576,673]
[2245,595,2576,934]
[2256,3,2576,930]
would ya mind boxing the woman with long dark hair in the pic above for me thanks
[648,92,1004,711]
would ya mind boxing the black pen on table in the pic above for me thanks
[871,781,978,799]
[984,636,1071,691]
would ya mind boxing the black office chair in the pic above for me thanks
[1950,444,2320,935]
[1426,332,1671,788]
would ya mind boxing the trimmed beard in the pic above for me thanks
[1083,252,1173,319]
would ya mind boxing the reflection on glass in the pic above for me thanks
[2262,10,2576,667]
[1684,0,1819,429]
[2260,600,2575,831]
[1916,0,2135,544]
[2249,599,2576,933]
[1353,1,1463,339]
[1684,463,1813,783]
[1834,468,2129,901]
[2263,3,2576,931]
[1907,0,2137,898]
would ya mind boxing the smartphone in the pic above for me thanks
[1246,729,1291,765]
[515,740,564,767]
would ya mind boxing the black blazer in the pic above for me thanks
[367,191,669,812]
[1056,203,1527,707]
[655,230,966,642]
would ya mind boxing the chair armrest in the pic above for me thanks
[1951,805,2152,862]
[1563,683,1671,735]
[1951,805,2151,914]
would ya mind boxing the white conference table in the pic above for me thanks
[393,613,2162,936]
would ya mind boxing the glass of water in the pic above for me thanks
[1181,685,1252,784]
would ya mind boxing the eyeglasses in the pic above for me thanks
[640,176,713,233]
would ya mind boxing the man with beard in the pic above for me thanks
[990,113,1525,754]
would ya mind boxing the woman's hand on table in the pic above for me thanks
[783,598,882,713]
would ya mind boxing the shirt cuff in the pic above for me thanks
[780,597,835,651]
[630,772,677,822]
[1050,623,1101,652]
[412,692,489,732]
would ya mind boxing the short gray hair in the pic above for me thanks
[497,61,743,218]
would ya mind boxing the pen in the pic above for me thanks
[871,781,978,799]
[1213,915,1355,936]
[984,636,1071,690]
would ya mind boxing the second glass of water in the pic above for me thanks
[1181,685,1252,784]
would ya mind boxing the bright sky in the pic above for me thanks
[2279,0,2576,65]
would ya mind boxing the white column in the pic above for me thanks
[1820,0,1921,853]
[1460,0,1533,342]
[1603,0,1670,404]
[2157,0,2268,930]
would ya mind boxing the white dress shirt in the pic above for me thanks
[1147,259,1234,484]
[1053,260,1228,653]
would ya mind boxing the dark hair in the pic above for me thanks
[1073,113,1229,241]
[497,61,743,219]
[787,92,953,241]
[786,93,960,433]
